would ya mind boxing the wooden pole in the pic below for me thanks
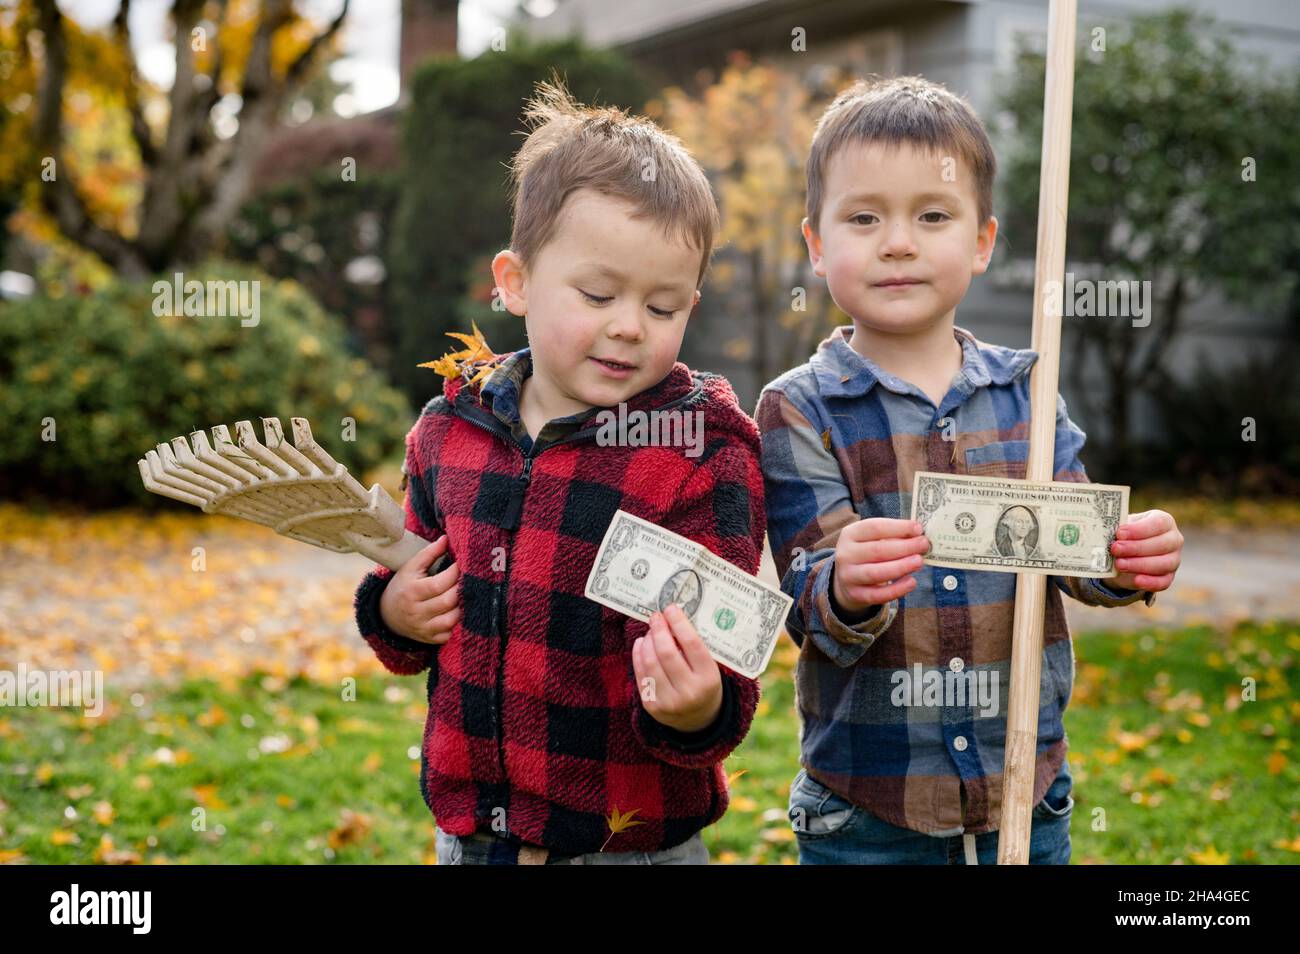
[997,0,1078,865]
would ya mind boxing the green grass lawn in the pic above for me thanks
[2,620,1296,864]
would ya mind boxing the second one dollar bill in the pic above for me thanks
[911,471,1129,577]
[584,510,792,679]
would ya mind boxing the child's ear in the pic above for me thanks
[491,250,528,317]
[801,218,827,278]
[971,215,998,276]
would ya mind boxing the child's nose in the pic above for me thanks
[880,222,918,257]
[606,306,645,341]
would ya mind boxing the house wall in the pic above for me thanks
[523,0,1298,457]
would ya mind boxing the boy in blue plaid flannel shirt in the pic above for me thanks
[756,76,1184,864]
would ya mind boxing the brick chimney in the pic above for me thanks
[400,0,459,95]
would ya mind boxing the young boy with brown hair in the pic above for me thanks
[757,76,1184,864]
[353,82,767,864]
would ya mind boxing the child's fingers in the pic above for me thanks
[843,518,923,544]
[648,611,693,688]
[418,605,461,643]
[841,553,925,586]
[635,631,675,701]
[661,604,712,672]
[1116,510,1173,540]
[414,577,461,615]
[408,535,449,574]
[843,575,917,607]
[1115,552,1180,576]
[1111,527,1182,558]
[843,534,930,564]
[1129,572,1175,592]
[413,559,460,600]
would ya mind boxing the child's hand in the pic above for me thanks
[831,518,931,615]
[633,603,723,734]
[378,536,462,645]
[1108,510,1182,593]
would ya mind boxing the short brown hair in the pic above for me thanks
[508,80,720,286]
[805,75,997,232]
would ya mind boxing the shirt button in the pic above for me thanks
[949,657,964,673]
[953,735,968,752]
[942,575,959,591]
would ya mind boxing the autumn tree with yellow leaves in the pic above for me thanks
[2,0,350,279]
[651,54,848,387]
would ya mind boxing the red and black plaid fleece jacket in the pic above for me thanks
[353,354,766,855]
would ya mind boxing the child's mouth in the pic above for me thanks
[590,357,637,377]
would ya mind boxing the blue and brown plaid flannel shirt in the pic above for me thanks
[756,324,1156,836]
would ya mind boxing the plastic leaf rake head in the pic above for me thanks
[137,417,427,571]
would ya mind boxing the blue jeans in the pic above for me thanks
[434,825,709,865]
[788,761,1074,865]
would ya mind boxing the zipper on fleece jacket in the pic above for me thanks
[447,378,710,832]
[453,401,598,825]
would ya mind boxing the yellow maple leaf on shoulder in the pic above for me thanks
[417,321,503,389]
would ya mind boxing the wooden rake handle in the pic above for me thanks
[998,0,1078,864]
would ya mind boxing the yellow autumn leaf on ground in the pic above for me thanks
[0,849,26,864]
[1112,730,1150,753]
[93,835,142,865]
[726,768,748,788]
[327,809,373,850]
[92,801,115,825]
[1267,751,1288,775]
[50,830,80,845]
[191,784,229,810]
[1188,845,1230,865]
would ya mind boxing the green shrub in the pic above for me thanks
[0,262,413,507]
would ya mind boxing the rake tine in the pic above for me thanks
[212,425,270,480]
[173,432,286,523]
[289,417,340,472]
[183,429,284,523]
[138,458,207,506]
[234,420,297,478]
[145,449,212,501]
[233,420,321,515]
[261,417,321,478]
[169,434,243,488]
[156,440,226,496]
[189,429,258,486]
[290,417,369,499]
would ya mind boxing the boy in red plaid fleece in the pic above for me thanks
[352,82,766,864]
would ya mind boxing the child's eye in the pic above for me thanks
[578,289,613,305]
[920,211,950,223]
[850,213,878,226]
[648,305,677,318]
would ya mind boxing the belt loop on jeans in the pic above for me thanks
[963,833,978,865]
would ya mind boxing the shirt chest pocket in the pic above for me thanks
[964,439,1030,479]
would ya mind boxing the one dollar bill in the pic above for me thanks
[584,510,792,679]
[911,471,1129,577]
